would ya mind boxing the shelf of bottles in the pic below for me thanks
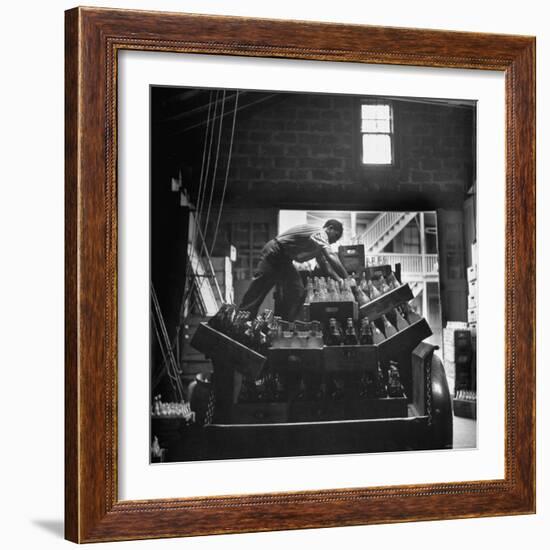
[190,263,432,424]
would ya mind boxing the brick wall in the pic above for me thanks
[212,93,474,210]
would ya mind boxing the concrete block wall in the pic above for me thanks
[215,93,474,210]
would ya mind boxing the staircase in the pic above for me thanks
[357,212,417,253]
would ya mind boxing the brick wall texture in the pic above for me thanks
[212,93,474,210]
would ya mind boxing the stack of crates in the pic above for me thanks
[443,322,476,419]
[467,243,478,336]
[443,322,468,391]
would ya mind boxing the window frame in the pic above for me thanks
[355,98,398,170]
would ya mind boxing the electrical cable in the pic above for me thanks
[194,90,213,234]
[198,89,226,259]
[151,285,185,401]
[209,91,239,257]
[151,312,178,398]
[190,90,227,301]
[196,90,219,232]
[180,91,217,316]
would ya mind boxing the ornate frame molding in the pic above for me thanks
[65,7,535,542]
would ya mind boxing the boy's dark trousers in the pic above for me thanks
[239,238,306,321]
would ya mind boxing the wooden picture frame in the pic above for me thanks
[65,6,535,543]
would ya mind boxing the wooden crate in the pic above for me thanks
[268,347,323,375]
[453,397,477,419]
[269,332,324,349]
[338,244,365,274]
[190,322,266,379]
[308,301,358,328]
[378,318,432,362]
[359,283,414,321]
[363,264,392,280]
[323,344,378,373]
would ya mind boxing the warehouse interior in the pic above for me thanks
[150,87,477,460]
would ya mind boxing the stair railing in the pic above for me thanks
[358,212,406,251]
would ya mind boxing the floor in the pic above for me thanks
[453,414,477,449]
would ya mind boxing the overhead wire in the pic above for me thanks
[151,284,185,401]
[209,91,239,257]
[194,90,213,235]
[196,89,220,232]
[181,91,217,315]
[198,89,226,259]
[151,311,178,398]
[186,90,227,304]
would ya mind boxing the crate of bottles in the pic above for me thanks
[268,320,324,349]
[287,363,408,421]
[191,322,267,379]
[267,320,324,375]
[359,283,414,321]
[377,318,433,362]
[363,263,393,280]
[323,345,378,373]
[229,373,291,424]
[453,389,476,420]
[338,244,366,274]
[308,301,358,328]
[304,276,358,327]
[268,347,324,375]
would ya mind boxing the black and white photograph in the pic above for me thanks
[2,0,543,547]
[150,87,478,463]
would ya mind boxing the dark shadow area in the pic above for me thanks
[31,519,64,539]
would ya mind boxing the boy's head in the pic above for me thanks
[323,219,344,244]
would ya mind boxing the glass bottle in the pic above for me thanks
[378,276,391,294]
[381,314,398,338]
[318,278,328,302]
[344,279,355,301]
[375,365,387,397]
[305,279,315,304]
[387,362,404,397]
[326,318,342,346]
[359,318,374,345]
[353,285,370,306]
[393,308,409,331]
[401,302,422,323]
[371,321,386,344]
[327,279,339,302]
[343,317,359,345]
[359,272,369,292]
[368,279,381,299]
[386,272,400,289]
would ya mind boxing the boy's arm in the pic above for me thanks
[317,249,349,281]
